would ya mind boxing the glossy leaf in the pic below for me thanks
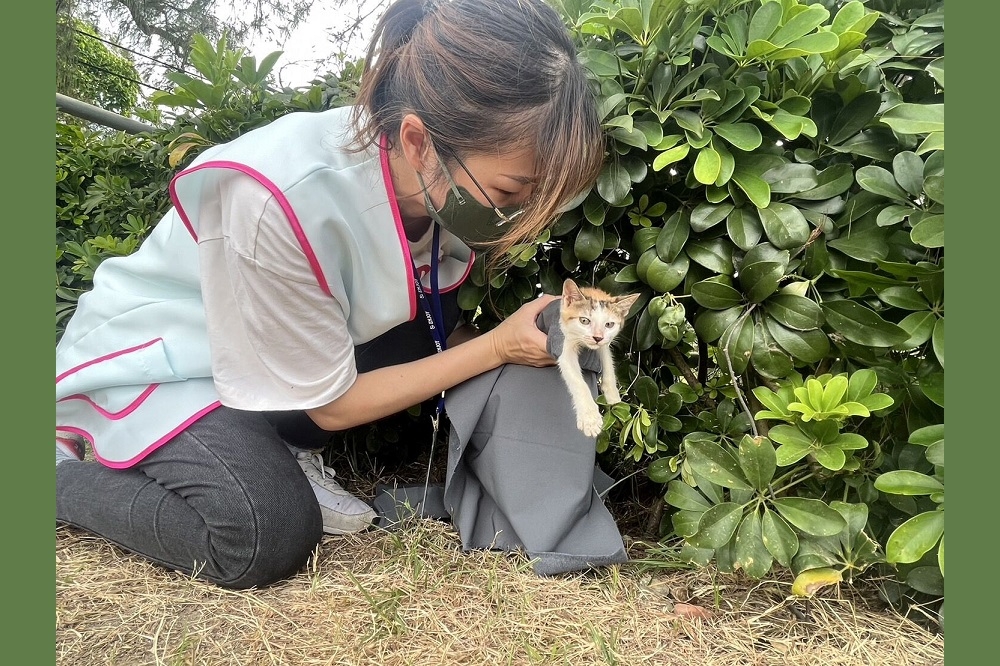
[690,202,735,233]
[739,261,785,303]
[727,208,763,250]
[734,512,773,578]
[761,508,798,567]
[692,278,744,310]
[765,295,824,331]
[828,91,882,145]
[684,437,752,490]
[880,103,945,135]
[821,300,909,347]
[893,152,925,197]
[791,568,843,597]
[714,122,763,151]
[574,223,605,262]
[893,311,936,350]
[911,214,944,248]
[933,317,944,368]
[686,238,735,275]
[596,160,631,204]
[751,321,795,379]
[694,147,722,185]
[644,253,690,293]
[795,164,854,200]
[772,498,847,537]
[885,511,944,564]
[731,169,772,208]
[758,203,811,249]
[738,435,776,491]
[765,317,831,363]
[856,166,910,202]
[665,480,712,512]
[688,502,744,549]
[875,470,944,496]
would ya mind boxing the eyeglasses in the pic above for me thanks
[447,152,526,227]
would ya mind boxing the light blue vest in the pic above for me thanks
[56,106,473,468]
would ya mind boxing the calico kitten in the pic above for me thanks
[557,279,639,437]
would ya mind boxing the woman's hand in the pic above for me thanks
[485,294,559,367]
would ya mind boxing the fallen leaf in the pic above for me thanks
[674,602,713,620]
[791,567,843,597]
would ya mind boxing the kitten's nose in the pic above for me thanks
[592,335,604,344]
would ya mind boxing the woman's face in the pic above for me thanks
[426,146,538,213]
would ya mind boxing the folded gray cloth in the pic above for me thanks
[373,300,628,576]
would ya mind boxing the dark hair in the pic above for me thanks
[351,0,604,257]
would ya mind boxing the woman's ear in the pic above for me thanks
[398,113,432,171]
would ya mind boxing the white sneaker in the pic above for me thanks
[288,448,377,535]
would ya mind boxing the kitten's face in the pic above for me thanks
[560,280,639,350]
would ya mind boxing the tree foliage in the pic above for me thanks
[56,13,141,117]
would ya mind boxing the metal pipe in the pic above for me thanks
[56,93,157,134]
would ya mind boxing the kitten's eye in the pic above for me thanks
[579,317,591,325]
[605,321,616,329]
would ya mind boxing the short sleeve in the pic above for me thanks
[196,172,358,411]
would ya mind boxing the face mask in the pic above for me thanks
[416,158,524,248]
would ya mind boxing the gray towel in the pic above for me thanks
[374,300,628,576]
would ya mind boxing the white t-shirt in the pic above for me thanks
[197,172,442,412]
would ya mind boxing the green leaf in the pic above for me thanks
[877,286,928,311]
[938,534,945,576]
[714,123,763,151]
[665,480,712,512]
[734,512,773,578]
[762,163,819,195]
[923,175,944,205]
[910,424,944,448]
[893,311,936,350]
[772,498,847,537]
[656,212,690,262]
[880,103,945,135]
[574,223,605,262]
[684,437,752,490]
[795,164,854,201]
[686,238,735,275]
[885,511,944,564]
[748,1,782,43]
[727,208,763,251]
[765,295,824,331]
[633,375,659,409]
[738,435,776,491]
[933,318,944,368]
[720,314,754,375]
[751,321,795,380]
[731,170,771,208]
[821,300,910,346]
[692,278,744,310]
[770,5,830,47]
[596,160,631,204]
[688,502,744,549]
[875,471,944,496]
[828,91,882,145]
[812,446,846,471]
[644,253,690,293]
[652,142,691,171]
[920,371,945,407]
[765,317,830,363]
[892,152,925,197]
[690,202,735,233]
[758,203,811,249]
[761,508,799,567]
[911,214,944,248]
[856,166,910,202]
[739,261,785,304]
[694,147,722,185]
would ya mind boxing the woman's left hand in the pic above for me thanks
[485,294,559,367]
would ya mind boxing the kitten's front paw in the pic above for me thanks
[577,408,604,438]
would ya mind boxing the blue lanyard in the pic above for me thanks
[411,223,447,420]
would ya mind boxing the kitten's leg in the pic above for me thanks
[598,345,621,404]
[558,347,604,437]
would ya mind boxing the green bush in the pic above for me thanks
[54,1,945,621]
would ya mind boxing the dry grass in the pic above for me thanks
[57,517,944,666]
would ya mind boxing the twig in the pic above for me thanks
[645,497,665,537]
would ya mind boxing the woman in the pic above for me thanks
[56,0,605,589]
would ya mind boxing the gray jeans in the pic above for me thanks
[56,407,323,589]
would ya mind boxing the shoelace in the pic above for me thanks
[302,451,335,481]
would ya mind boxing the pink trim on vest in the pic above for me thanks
[441,253,475,294]
[169,161,333,297]
[379,138,418,320]
[56,338,164,383]
[56,401,223,469]
[58,385,159,420]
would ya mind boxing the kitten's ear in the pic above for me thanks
[614,292,641,316]
[562,279,583,304]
